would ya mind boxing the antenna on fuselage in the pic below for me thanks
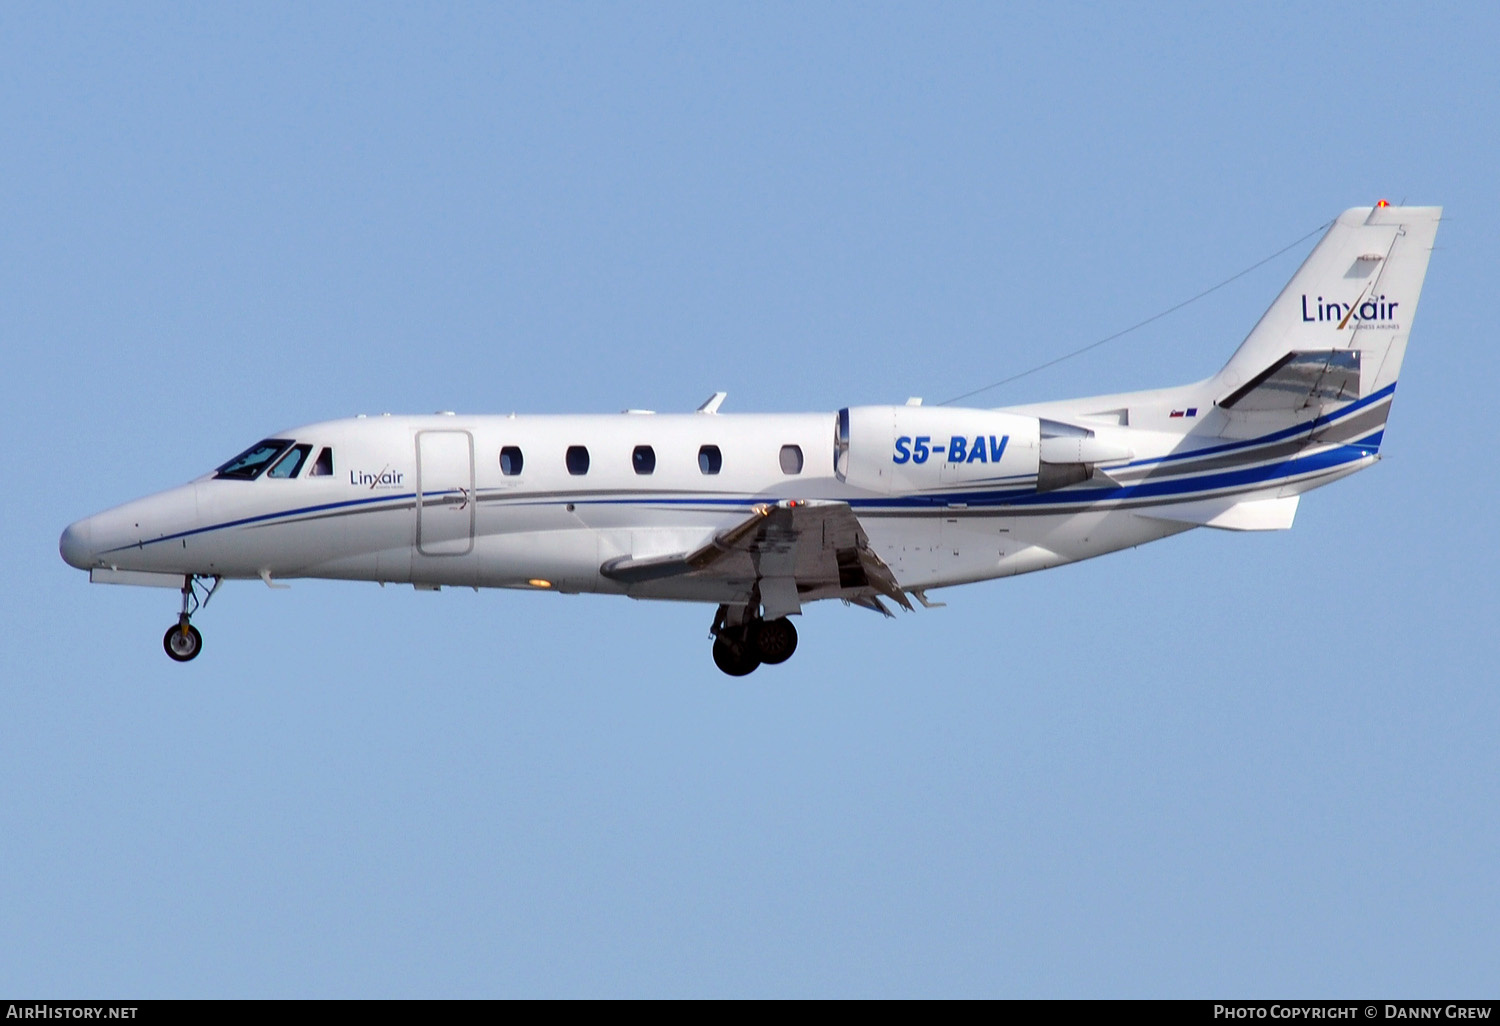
[696,392,727,414]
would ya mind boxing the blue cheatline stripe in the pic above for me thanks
[114,445,1368,554]
[569,441,1374,512]
[1002,442,1372,508]
[100,492,420,555]
[112,391,1395,551]
[561,403,1393,515]
[1116,382,1395,469]
[820,442,1372,512]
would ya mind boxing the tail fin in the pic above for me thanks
[1214,204,1440,429]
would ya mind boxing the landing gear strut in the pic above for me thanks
[709,604,799,676]
[163,575,221,663]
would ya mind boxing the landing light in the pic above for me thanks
[528,579,552,588]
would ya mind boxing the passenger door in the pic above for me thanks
[416,430,475,556]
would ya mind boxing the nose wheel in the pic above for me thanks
[162,574,220,663]
[164,621,203,662]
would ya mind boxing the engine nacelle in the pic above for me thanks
[835,406,1042,495]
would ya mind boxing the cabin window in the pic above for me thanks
[500,446,524,476]
[215,439,293,481]
[632,445,656,475]
[698,445,722,475]
[566,446,590,475]
[309,447,334,477]
[779,444,804,475]
[267,444,313,479]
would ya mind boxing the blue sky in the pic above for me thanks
[4,2,1497,997]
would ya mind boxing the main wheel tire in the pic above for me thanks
[163,623,203,662]
[752,618,798,665]
[712,636,760,677]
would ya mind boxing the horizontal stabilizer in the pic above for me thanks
[1137,494,1300,532]
[1219,350,1361,412]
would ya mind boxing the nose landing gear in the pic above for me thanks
[709,604,800,676]
[163,575,221,663]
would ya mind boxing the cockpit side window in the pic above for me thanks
[309,447,334,477]
[267,443,313,479]
[215,439,293,480]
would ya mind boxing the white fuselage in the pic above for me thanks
[58,399,1380,603]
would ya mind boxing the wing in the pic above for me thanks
[600,500,913,617]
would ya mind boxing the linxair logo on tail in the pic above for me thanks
[1301,294,1400,328]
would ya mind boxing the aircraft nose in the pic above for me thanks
[59,518,95,570]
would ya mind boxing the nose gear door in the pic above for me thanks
[416,430,475,556]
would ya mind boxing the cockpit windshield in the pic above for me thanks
[267,444,313,479]
[215,439,293,480]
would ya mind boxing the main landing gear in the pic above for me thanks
[163,575,221,663]
[709,604,799,677]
